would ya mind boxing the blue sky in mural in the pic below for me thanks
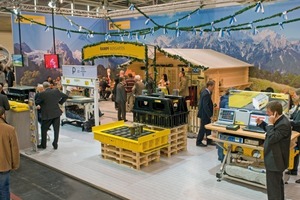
[12,12,106,51]
[110,0,300,42]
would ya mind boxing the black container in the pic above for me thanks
[132,95,188,128]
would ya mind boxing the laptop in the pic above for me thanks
[213,108,236,127]
[242,112,269,133]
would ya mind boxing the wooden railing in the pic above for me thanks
[186,100,219,134]
[186,100,200,133]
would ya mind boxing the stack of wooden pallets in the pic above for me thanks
[101,143,160,170]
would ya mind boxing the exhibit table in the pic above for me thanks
[205,123,300,188]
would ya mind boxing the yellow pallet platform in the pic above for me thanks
[93,121,170,153]
[101,144,160,170]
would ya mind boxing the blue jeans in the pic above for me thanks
[0,171,10,200]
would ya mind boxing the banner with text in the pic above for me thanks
[82,42,146,60]
[62,65,97,79]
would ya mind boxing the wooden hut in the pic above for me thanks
[126,48,252,106]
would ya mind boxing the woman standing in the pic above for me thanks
[158,73,170,94]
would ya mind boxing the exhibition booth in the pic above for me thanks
[1,0,300,199]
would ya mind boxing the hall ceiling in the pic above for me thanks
[1,0,277,18]
[0,0,277,32]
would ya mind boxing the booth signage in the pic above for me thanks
[83,42,146,60]
[15,15,46,24]
[109,20,131,30]
[62,65,97,79]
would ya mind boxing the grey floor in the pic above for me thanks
[10,156,125,200]
[20,100,300,200]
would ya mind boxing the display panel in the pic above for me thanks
[44,54,59,69]
[228,90,290,113]
[12,54,23,67]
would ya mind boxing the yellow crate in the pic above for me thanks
[93,121,170,153]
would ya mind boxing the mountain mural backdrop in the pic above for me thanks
[153,29,300,75]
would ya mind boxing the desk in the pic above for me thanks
[205,124,300,188]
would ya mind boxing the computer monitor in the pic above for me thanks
[217,108,236,124]
[248,112,269,126]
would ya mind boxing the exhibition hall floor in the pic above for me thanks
[21,101,300,200]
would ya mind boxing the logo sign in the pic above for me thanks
[15,15,46,24]
[62,65,97,79]
[83,42,146,60]
[109,20,130,30]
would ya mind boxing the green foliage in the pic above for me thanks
[250,67,300,88]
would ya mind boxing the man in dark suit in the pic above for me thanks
[116,77,127,121]
[0,89,10,111]
[5,67,15,87]
[196,80,215,147]
[257,101,291,200]
[36,82,68,150]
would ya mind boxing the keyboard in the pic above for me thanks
[212,122,230,127]
[242,125,265,133]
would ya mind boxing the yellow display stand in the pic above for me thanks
[9,100,30,112]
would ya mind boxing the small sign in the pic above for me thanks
[62,65,97,79]
[15,15,46,24]
[109,20,131,30]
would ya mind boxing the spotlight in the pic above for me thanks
[12,6,20,15]
[48,0,56,8]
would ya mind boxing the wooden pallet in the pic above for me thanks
[101,143,160,170]
[144,124,188,157]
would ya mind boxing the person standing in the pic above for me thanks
[144,72,154,94]
[35,84,44,124]
[178,71,189,98]
[36,82,68,150]
[0,69,5,87]
[125,73,135,112]
[132,75,145,98]
[5,67,14,87]
[217,89,231,161]
[0,106,20,200]
[257,101,291,200]
[116,77,127,122]
[0,88,10,111]
[158,74,170,94]
[196,80,215,147]
[0,85,6,95]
